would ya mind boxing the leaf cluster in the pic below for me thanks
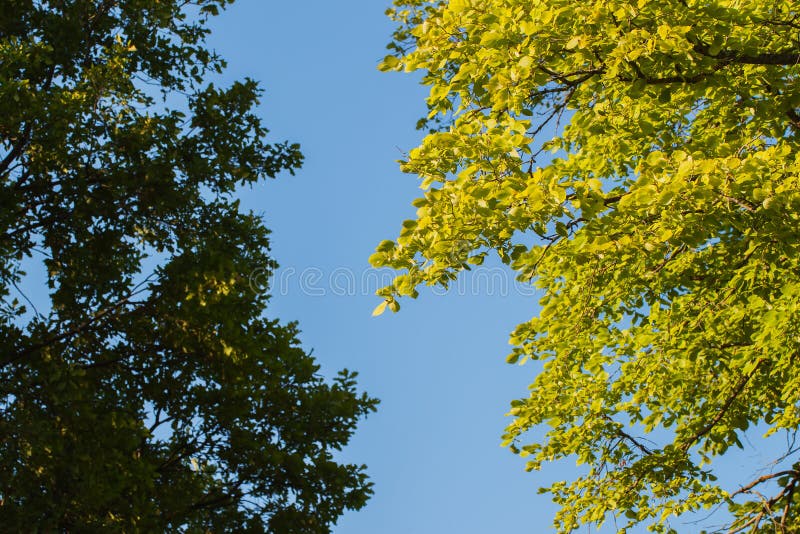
[374,0,800,531]
[0,1,376,532]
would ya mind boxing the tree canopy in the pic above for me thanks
[373,0,800,531]
[0,1,376,531]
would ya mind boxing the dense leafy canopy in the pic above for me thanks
[0,1,376,531]
[374,0,800,531]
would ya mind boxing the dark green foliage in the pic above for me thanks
[0,1,376,531]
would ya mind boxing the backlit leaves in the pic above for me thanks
[375,0,800,531]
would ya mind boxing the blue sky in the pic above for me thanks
[201,2,780,533]
[205,2,563,532]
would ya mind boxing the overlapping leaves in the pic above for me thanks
[374,0,800,531]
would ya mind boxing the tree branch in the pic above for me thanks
[693,42,800,66]
[730,470,797,498]
[3,281,154,367]
[680,361,762,451]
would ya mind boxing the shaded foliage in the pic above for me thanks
[0,1,376,531]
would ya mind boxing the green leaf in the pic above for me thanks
[379,54,401,71]
[372,301,388,316]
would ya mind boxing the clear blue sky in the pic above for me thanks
[205,3,563,532]
[203,2,779,533]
